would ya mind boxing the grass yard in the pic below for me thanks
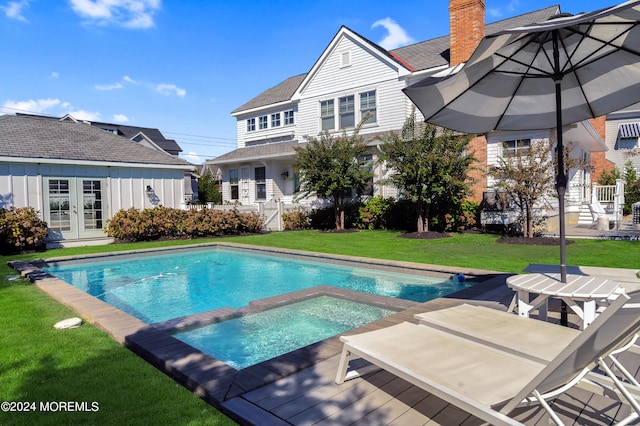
[1,230,637,425]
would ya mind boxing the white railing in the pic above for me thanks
[591,179,625,229]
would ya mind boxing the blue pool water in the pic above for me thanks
[174,296,396,369]
[45,248,472,324]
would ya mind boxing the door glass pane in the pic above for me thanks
[49,179,71,232]
[82,180,104,230]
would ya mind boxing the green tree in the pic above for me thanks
[379,113,474,233]
[294,123,372,230]
[489,141,558,238]
[197,171,222,204]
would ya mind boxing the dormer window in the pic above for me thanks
[246,118,256,132]
[259,115,268,130]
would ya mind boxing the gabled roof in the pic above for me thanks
[16,113,183,155]
[91,121,182,154]
[231,5,560,115]
[0,115,193,169]
[231,74,307,115]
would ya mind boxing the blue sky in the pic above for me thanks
[0,0,623,164]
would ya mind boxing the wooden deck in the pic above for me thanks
[10,255,640,426]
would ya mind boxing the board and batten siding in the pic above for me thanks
[0,161,186,216]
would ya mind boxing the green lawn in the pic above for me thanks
[1,230,637,425]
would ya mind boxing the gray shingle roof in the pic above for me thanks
[232,5,560,114]
[0,115,193,168]
[212,141,301,164]
[94,122,183,154]
[231,74,307,115]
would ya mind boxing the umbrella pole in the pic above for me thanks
[553,29,568,325]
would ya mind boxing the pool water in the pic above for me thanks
[174,296,396,369]
[45,248,472,323]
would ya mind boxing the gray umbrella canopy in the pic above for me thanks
[404,0,640,283]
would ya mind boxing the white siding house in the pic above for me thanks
[0,115,194,247]
[605,103,640,174]
[209,2,607,230]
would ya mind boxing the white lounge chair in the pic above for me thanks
[589,202,618,229]
[335,292,640,426]
[415,303,640,386]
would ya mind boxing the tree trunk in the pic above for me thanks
[335,208,342,230]
[416,202,428,233]
[340,210,345,230]
[525,204,533,238]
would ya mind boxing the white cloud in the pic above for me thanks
[372,17,414,50]
[68,109,101,121]
[49,71,60,79]
[2,1,29,22]
[112,113,129,122]
[487,0,520,18]
[123,75,138,84]
[95,82,123,90]
[181,151,202,164]
[2,98,60,114]
[69,0,161,29]
[156,83,186,98]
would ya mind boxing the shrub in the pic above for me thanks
[309,203,361,230]
[105,206,264,241]
[282,208,311,231]
[0,207,48,252]
[358,196,395,230]
[443,200,479,232]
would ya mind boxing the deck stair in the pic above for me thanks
[577,203,594,226]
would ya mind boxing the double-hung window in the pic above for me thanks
[321,100,335,131]
[271,113,281,128]
[259,115,268,130]
[284,110,294,125]
[246,118,255,132]
[229,169,239,200]
[503,139,530,156]
[255,167,266,200]
[339,95,355,129]
[360,91,377,124]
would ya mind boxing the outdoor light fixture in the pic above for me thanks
[146,185,154,198]
[281,170,289,178]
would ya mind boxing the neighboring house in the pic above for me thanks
[207,0,608,230]
[0,114,194,247]
[605,102,640,174]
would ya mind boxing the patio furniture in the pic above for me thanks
[506,273,621,329]
[589,202,618,230]
[335,292,640,426]
[414,303,640,387]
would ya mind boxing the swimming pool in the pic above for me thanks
[174,296,397,369]
[44,246,473,324]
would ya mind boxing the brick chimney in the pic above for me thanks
[449,0,486,67]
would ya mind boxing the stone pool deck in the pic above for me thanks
[10,242,640,425]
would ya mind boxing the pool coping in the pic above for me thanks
[8,242,510,415]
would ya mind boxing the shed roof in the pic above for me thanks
[0,115,193,169]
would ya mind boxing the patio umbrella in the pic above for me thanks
[404,0,640,283]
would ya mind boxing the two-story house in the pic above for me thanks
[209,0,607,231]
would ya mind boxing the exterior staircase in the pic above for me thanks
[577,204,594,226]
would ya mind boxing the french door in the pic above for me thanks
[44,178,107,240]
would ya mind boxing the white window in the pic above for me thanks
[259,115,268,130]
[321,100,334,131]
[271,113,281,127]
[229,169,239,200]
[360,91,376,124]
[339,95,355,129]
[503,139,530,156]
[617,123,640,150]
[255,167,266,200]
[246,118,255,132]
[284,110,294,125]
